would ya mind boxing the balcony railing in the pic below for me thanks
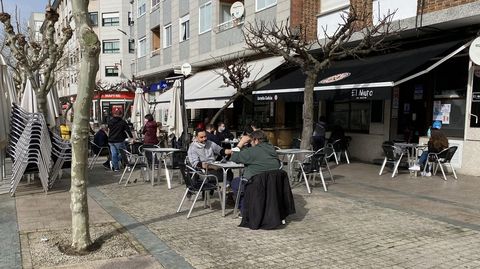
[215,17,245,33]
[150,48,160,57]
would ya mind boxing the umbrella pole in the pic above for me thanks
[180,76,189,150]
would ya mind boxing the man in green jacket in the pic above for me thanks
[226,130,281,212]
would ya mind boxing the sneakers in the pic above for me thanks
[421,171,432,177]
[102,163,110,170]
[409,164,420,171]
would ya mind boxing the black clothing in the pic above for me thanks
[215,129,234,142]
[206,131,221,145]
[107,117,132,143]
[239,170,295,230]
[92,129,108,155]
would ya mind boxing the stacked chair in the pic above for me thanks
[8,104,71,196]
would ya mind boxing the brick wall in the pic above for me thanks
[290,0,319,41]
[350,0,373,29]
[421,0,478,13]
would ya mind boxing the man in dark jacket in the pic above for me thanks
[107,109,133,171]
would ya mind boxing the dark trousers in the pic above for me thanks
[312,136,325,151]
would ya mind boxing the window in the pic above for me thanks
[179,15,190,42]
[219,3,232,24]
[89,12,98,26]
[128,39,135,53]
[320,0,349,13]
[199,2,212,34]
[102,40,120,54]
[138,37,146,57]
[105,66,119,77]
[330,101,370,132]
[152,0,160,8]
[138,0,146,17]
[256,0,276,11]
[151,26,161,51]
[102,12,119,27]
[163,24,172,48]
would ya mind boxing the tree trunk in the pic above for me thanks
[70,0,100,252]
[300,72,317,149]
[209,89,243,125]
[36,90,48,119]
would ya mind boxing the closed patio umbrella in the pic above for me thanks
[20,79,37,113]
[132,87,150,133]
[167,80,184,140]
[0,55,16,181]
[46,86,61,128]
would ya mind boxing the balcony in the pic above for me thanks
[215,17,245,33]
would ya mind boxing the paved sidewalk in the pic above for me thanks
[0,193,21,269]
[2,158,480,268]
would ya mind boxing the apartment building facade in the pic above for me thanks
[52,0,135,98]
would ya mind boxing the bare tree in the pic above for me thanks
[209,54,261,125]
[0,1,72,118]
[244,5,397,149]
[68,0,100,252]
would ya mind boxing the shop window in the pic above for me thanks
[330,101,370,133]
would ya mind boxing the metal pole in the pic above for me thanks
[180,76,189,149]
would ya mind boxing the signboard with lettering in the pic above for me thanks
[254,87,390,102]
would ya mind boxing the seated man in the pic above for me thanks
[187,128,231,183]
[93,124,110,170]
[226,130,281,212]
[205,124,220,145]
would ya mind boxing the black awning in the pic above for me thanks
[256,41,461,97]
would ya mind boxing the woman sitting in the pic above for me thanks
[418,128,448,176]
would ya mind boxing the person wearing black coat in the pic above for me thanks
[107,110,133,171]
[239,169,296,230]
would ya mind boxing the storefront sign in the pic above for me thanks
[392,87,399,109]
[255,94,278,102]
[351,89,374,100]
[473,92,480,103]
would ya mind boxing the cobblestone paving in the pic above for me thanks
[95,172,480,269]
